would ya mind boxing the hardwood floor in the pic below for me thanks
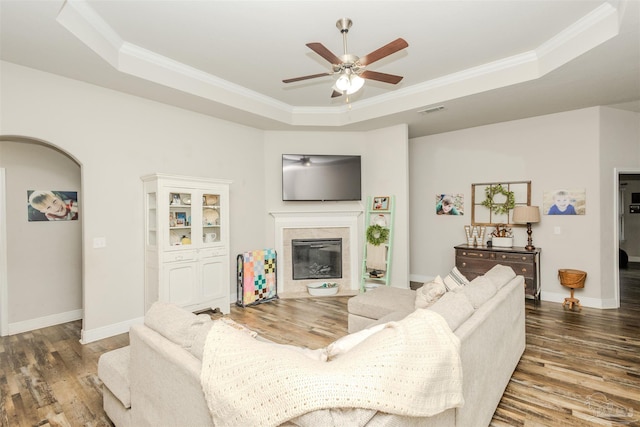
[1,266,638,426]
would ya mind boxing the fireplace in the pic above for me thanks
[270,210,362,296]
[292,238,342,280]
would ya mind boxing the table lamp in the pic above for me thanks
[512,206,540,251]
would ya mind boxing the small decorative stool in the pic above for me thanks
[558,269,587,310]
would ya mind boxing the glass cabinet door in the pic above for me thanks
[202,193,221,244]
[169,191,192,246]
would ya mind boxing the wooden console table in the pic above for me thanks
[454,244,540,302]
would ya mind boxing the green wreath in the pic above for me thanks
[481,184,515,215]
[366,224,389,246]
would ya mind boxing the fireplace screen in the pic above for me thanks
[291,238,342,280]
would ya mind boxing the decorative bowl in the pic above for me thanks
[492,237,513,248]
[306,282,339,296]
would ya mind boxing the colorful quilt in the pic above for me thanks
[237,249,278,307]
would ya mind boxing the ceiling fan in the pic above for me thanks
[283,18,408,98]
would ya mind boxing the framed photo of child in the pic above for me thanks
[436,193,464,215]
[27,190,79,221]
[543,189,586,215]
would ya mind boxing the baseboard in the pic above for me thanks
[81,316,143,344]
[409,274,435,284]
[540,291,618,309]
[8,308,83,335]
[629,256,640,263]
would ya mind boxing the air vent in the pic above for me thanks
[417,105,445,114]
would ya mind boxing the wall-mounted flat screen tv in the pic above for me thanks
[282,154,362,201]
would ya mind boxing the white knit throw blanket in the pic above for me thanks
[200,309,464,427]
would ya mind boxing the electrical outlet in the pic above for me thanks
[554,226,561,235]
[93,237,106,248]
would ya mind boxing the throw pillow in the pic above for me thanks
[443,267,470,291]
[454,276,497,309]
[326,323,388,360]
[415,275,447,310]
[483,264,517,289]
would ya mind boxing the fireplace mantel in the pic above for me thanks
[270,210,363,296]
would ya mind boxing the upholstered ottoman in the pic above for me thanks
[347,286,416,333]
[98,345,132,427]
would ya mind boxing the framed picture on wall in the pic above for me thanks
[27,190,79,222]
[435,193,464,215]
[543,189,586,215]
[372,196,390,211]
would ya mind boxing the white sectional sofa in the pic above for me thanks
[98,265,525,427]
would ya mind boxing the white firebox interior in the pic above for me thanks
[271,211,362,297]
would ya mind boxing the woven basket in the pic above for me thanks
[558,269,587,289]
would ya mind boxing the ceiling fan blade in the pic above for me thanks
[331,90,343,98]
[282,72,332,83]
[359,38,408,66]
[360,70,404,84]
[306,42,342,64]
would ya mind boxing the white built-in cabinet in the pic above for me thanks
[142,174,231,314]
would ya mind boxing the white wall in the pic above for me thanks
[263,124,410,288]
[410,107,640,308]
[0,139,82,331]
[1,61,267,341]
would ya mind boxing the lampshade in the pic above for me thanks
[334,72,365,94]
[512,206,540,224]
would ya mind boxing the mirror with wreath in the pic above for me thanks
[471,181,531,226]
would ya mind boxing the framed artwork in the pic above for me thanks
[175,211,187,225]
[372,196,390,211]
[471,181,531,226]
[543,189,586,215]
[436,193,464,215]
[27,190,79,222]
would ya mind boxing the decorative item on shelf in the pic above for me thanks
[181,194,191,205]
[366,224,389,246]
[204,232,217,243]
[205,194,219,206]
[372,196,390,211]
[491,224,513,247]
[464,225,473,245]
[372,214,387,227]
[175,212,187,226]
[181,235,191,245]
[481,184,515,215]
[203,208,220,226]
[368,269,385,278]
[169,213,176,227]
[475,226,486,246]
[512,205,541,251]
[171,194,181,205]
[465,225,486,246]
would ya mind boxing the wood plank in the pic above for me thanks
[0,265,638,426]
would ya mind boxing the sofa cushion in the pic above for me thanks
[427,291,475,331]
[347,286,415,319]
[483,264,516,289]
[454,276,497,309]
[145,301,214,360]
[415,275,447,310]
[98,346,131,409]
[443,266,470,291]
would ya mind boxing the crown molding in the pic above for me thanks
[56,0,623,129]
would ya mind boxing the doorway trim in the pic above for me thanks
[1,168,7,336]
[614,167,640,309]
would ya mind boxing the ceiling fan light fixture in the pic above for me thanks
[346,74,365,94]
[335,74,351,91]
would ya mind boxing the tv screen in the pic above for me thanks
[282,154,362,201]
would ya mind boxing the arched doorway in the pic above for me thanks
[0,135,82,336]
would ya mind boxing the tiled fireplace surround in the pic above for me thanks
[271,211,362,298]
